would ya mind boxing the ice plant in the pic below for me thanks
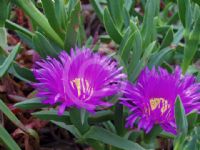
[121,67,200,134]
[33,48,126,115]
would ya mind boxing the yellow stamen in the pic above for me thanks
[149,98,170,114]
[70,78,92,99]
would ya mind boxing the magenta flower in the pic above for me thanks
[33,48,126,115]
[121,67,200,134]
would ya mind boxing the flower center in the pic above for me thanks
[70,78,93,100]
[145,98,170,116]
[150,98,170,114]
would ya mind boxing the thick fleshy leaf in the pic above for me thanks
[177,0,192,28]
[33,32,59,57]
[0,99,24,129]
[192,0,200,5]
[148,47,173,68]
[10,63,35,83]
[160,27,174,49]
[41,0,65,38]
[0,124,21,150]
[143,125,162,144]
[69,108,90,134]
[14,98,46,110]
[0,0,10,27]
[114,103,124,136]
[64,1,81,51]
[182,17,200,73]
[187,112,198,132]
[141,0,159,48]
[175,96,188,135]
[90,0,103,22]
[10,0,64,48]
[183,127,200,150]
[0,27,7,49]
[0,43,20,77]
[103,8,122,44]
[83,126,144,150]
[32,109,113,124]
[32,110,71,124]
[55,0,67,31]
[141,41,156,65]
[5,20,33,38]
[51,121,81,138]
[17,31,34,49]
[107,0,124,29]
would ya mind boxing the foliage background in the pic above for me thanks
[0,0,200,149]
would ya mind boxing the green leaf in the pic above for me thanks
[10,63,35,83]
[0,99,24,128]
[64,1,81,51]
[141,41,156,65]
[143,125,162,144]
[129,60,144,82]
[177,0,192,29]
[160,131,175,139]
[172,27,184,45]
[5,20,33,38]
[119,24,134,56]
[90,0,103,23]
[192,0,200,5]
[114,103,124,136]
[122,6,130,28]
[119,21,142,74]
[55,0,67,31]
[32,110,71,124]
[84,126,144,150]
[88,110,113,123]
[14,98,46,110]
[124,0,135,12]
[175,96,188,135]
[69,108,90,134]
[187,112,198,132]
[17,31,34,49]
[102,121,116,133]
[183,127,200,150]
[51,121,81,138]
[0,43,20,77]
[141,0,159,48]
[10,0,64,48]
[103,7,122,44]
[119,30,136,63]
[182,17,200,73]
[193,4,200,20]
[41,0,65,38]
[81,109,87,125]
[160,27,174,49]
[32,109,113,124]
[0,0,10,27]
[0,27,7,49]
[86,139,105,150]
[107,0,124,29]
[174,133,185,150]
[33,32,59,57]
[0,124,21,150]
[148,47,173,68]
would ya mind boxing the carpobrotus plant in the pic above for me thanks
[2,0,200,149]
[33,48,126,115]
[121,67,200,134]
